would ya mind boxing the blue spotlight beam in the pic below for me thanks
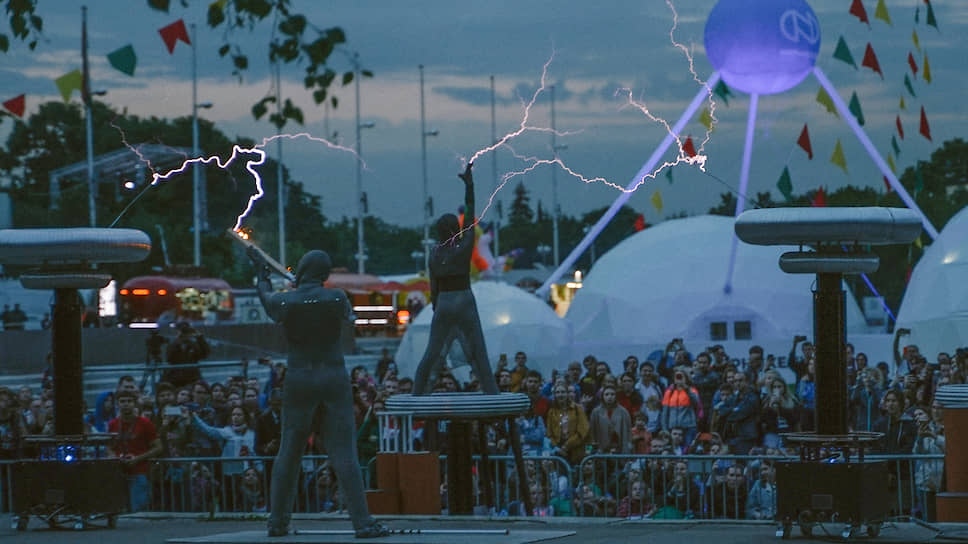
[536,71,722,297]
[724,92,760,294]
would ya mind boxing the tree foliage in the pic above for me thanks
[1,0,371,129]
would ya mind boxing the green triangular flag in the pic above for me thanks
[107,44,137,76]
[699,107,714,131]
[904,74,917,97]
[816,87,839,117]
[848,91,865,126]
[54,69,83,102]
[915,161,924,196]
[830,139,848,173]
[926,2,938,29]
[833,36,858,69]
[776,167,793,201]
[887,153,897,174]
[891,135,900,156]
[915,6,920,24]
[713,80,732,106]
[665,168,674,185]
[874,0,892,25]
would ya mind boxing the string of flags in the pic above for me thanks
[2,17,193,117]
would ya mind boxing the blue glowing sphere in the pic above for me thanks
[704,0,821,95]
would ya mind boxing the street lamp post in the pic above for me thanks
[353,53,375,274]
[419,65,439,275]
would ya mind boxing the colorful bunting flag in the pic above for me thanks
[887,153,897,174]
[915,6,920,24]
[896,115,905,140]
[812,186,828,207]
[830,140,848,174]
[912,30,921,52]
[849,0,870,25]
[816,87,839,117]
[159,19,191,54]
[861,43,883,78]
[682,136,697,158]
[848,92,865,125]
[777,167,793,201]
[107,44,137,76]
[891,135,900,157]
[883,176,893,193]
[54,70,83,102]
[926,2,937,29]
[908,52,918,77]
[833,36,858,69]
[919,106,932,141]
[899,96,906,111]
[699,108,714,131]
[874,0,892,25]
[923,53,932,83]
[903,74,916,97]
[2,94,25,117]
[713,80,732,106]
[634,214,646,232]
[650,190,663,214]
[665,168,674,185]
[797,124,813,159]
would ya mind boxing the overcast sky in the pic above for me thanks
[1,0,965,235]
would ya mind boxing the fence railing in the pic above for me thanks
[0,452,945,521]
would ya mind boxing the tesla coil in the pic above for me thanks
[735,208,922,539]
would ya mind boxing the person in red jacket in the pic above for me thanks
[660,369,702,445]
[108,390,162,512]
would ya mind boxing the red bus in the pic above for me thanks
[119,275,234,325]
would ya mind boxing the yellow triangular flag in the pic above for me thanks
[816,87,839,117]
[923,53,932,84]
[651,190,663,213]
[912,30,921,53]
[699,107,714,131]
[874,0,892,25]
[887,153,897,174]
[830,139,848,173]
[914,236,923,249]
[899,96,906,110]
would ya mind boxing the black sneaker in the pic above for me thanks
[355,521,390,538]
[267,521,290,537]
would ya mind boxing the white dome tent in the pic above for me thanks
[564,215,873,366]
[394,281,572,384]
[896,206,968,358]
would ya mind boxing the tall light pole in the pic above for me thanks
[490,75,500,258]
[191,22,202,267]
[275,62,286,267]
[81,6,96,227]
[550,85,566,267]
[419,65,438,275]
[353,53,374,274]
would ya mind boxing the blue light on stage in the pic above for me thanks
[704,0,821,95]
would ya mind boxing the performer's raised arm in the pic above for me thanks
[457,162,475,240]
[247,247,283,322]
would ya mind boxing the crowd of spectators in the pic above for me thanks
[0,327,960,520]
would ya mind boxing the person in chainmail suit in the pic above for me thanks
[412,163,499,396]
[250,248,388,538]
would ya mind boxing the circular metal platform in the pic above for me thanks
[384,392,531,419]
[781,431,883,446]
[0,228,151,265]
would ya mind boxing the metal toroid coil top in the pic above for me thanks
[384,392,531,419]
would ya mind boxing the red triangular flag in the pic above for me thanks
[159,19,191,54]
[2,94,25,117]
[850,0,870,25]
[919,106,932,141]
[634,214,646,232]
[908,52,918,77]
[811,186,827,207]
[682,136,697,158]
[896,115,904,140]
[883,176,893,193]
[797,124,813,159]
[861,43,883,78]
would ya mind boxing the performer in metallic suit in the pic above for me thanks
[249,248,388,538]
[412,163,499,396]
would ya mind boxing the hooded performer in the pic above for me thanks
[249,248,388,538]
[412,163,499,396]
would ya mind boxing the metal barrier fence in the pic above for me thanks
[0,452,944,521]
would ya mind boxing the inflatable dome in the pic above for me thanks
[395,281,572,383]
[896,206,968,358]
[565,215,868,359]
